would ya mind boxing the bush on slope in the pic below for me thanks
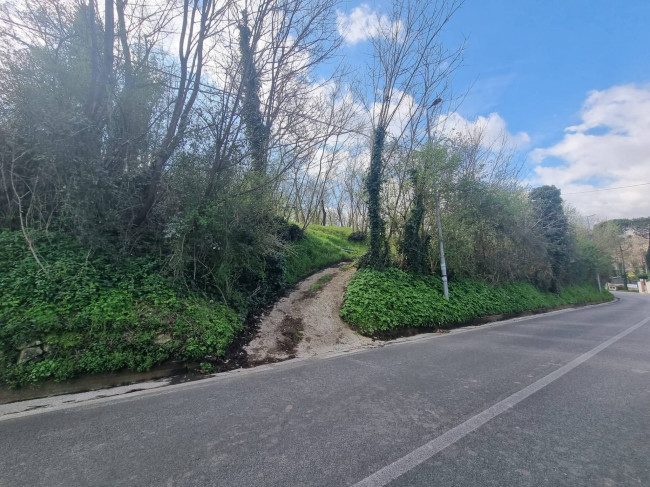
[340,268,613,336]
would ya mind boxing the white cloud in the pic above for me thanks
[436,112,531,149]
[530,84,650,219]
[336,4,401,44]
[371,89,418,138]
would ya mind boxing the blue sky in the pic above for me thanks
[336,0,650,218]
[445,0,650,144]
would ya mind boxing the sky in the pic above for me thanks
[336,0,650,219]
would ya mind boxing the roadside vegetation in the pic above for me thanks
[0,231,240,387]
[0,227,365,388]
[341,268,613,336]
[591,217,650,289]
[285,226,366,284]
[0,0,630,389]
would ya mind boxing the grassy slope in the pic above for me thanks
[0,231,241,387]
[284,225,366,284]
[341,268,614,336]
[0,226,365,387]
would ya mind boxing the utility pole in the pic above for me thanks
[586,214,602,293]
[426,98,448,299]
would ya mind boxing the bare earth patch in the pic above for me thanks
[245,263,377,364]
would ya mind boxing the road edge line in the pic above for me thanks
[351,314,649,487]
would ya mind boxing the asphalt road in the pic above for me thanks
[1,292,649,486]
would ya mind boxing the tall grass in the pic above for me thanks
[284,225,367,284]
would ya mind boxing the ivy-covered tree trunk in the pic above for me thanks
[320,198,327,226]
[400,171,430,274]
[646,224,650,273]
[238,10,269,174]
[82,0,115,167]
[365,126,388,268]
[645,225,650,273]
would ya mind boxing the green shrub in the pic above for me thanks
[347,231,367,242]
[273,218,304,242]
[0,225,366,388]
[340,268,613,336]
[0,231,242,388]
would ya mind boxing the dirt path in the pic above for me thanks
[245,263,377,364]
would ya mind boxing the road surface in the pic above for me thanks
[1,292,649,486]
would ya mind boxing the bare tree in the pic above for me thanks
[284,82,362,230]
[358,0,463,267]
[133,0,228,226]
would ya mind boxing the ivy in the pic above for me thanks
[363,125,390,268]
[238,9,269,174]
[0,231,242,388]
[340,268,613,336]
[399,170,431,274]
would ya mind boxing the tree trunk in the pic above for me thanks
[132,0,211,226]
[366,126,387,267]
[238,10,269,174]
[320,198,326,226]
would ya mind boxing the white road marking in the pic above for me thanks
[352,316,650,487]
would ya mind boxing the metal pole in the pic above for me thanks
[435,189,449,300]
[426,98,448,300]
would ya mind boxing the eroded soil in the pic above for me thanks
[245,263,376,364]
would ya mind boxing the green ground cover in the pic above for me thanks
[0,226,365,387]
[340,268,613,336]
[0,231,242,387]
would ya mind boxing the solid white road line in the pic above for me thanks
[352,316,650,487]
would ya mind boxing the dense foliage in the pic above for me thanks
[0,226,365,387]
[530,186,571,291]
[398,170,431,275]
[0,1,622,389]
[341,268,613,336]
[0,231,241,387]
[593,217,650,280]
[364,126,390,269]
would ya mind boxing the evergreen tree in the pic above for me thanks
[530,185,570,293]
